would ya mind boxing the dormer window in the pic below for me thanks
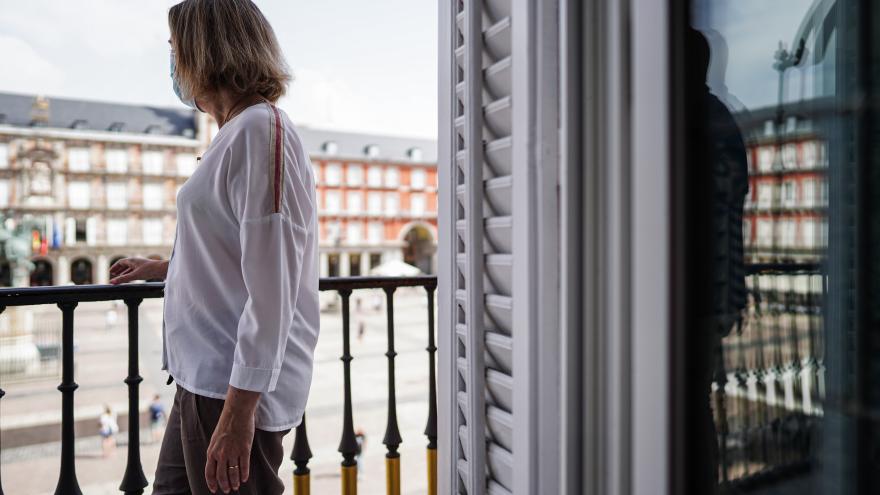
[407,147,423,162]
[71,119,89,130]
[323,141,339,155]
[108,122,125,132]
[365,144,380,158]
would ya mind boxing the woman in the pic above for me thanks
[110,1,319,493]
[98,404,118,458]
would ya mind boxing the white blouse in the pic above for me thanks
[162,103,320,431]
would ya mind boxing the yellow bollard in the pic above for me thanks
[386,456,401,495]
[426,448,437,495]
[293,472,310,495]
[341,464,358,495]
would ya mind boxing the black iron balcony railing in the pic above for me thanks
[712,263,824,491]
[0,275,438,495]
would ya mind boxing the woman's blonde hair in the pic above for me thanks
[169,0,291,102]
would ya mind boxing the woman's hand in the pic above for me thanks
[205,386,261,493]
[109,257,168,284]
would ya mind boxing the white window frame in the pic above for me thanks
[347,164,364,186]
[106,219,128,246]
[346,221,362,243]
[410,193,426,215]
[0,143,9,169]
[0,179,9,207]
[105,148,129,173]
[69,148,91,172]
[106,183,127,210]
[384,167,399,188]
[368,192,383,214]
[143,183,164,211]
[346,191,363,213]
[325,191,342,213]
[368,221,384,244]
[142,150,165,175]
[384,193,399,215]
[757,147,774,172]
[68,181,91,209]
[368,166,384,187]
[325,163,342,186]
[411,168,426,189]
[142,218,164,246]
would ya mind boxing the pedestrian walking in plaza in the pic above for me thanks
[354,429,367,480]
[98,404,118,458]
[149,394,167,444]
[109,1,319,493]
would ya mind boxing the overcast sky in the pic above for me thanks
[0,0,438,139]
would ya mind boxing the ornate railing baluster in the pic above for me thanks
[292,413,313,495]
[120,298,148,494]
[337,289,358,495]
[382,287,402,495]
[55,301,82,495]
[423,284,438,495]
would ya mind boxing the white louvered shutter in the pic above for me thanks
[442,0,554,494]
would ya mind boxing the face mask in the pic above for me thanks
[170,51,201,111]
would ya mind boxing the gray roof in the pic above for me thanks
[296,126,437,163]
[0,92,196,137]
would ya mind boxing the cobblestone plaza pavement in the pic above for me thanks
[1,287,435,494]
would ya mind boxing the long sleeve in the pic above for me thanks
[225,105,312,393]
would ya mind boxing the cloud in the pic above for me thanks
[0,36,66,95]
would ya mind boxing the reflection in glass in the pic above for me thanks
[682,0,880,493]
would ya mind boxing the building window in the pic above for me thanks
[142,218,163,245]
[143,183,164,210]
[368,221,384,244]
[0,144,8,169]
[313,163,321,184]
[756,219,773,248]
[0,180,9,208]
[757,182,772,209]
[368,166,383,187]
[107,219,128,246]
[143,151,164,175]
[782,180,796,208]
[757,147,774,172]
[68,181,91,209]
[176,153,197,177]
[802,141,817,169]
[368,192,383,214]
[385,193,399,215]
[69,148,91,172]
[410,193,426,215]
[349,253,362,276]
[410,168,426,189]
[326,221,342,244]
[325,191,342,213]
[369,253,383,269]
[347,165,364,186]
[106,183,127,210]
[325,163,342,186]
[779,220,796,247]
[743,219,752,247]
[782,144,798,170]
[106,149,129,173]
[802,179,816,207]
[347,191,363,213]
[365,144,380,158]
[346,221,363,243]
[385,168,399,188]
[328,253,340,277]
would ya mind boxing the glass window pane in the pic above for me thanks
[678,2,880,493]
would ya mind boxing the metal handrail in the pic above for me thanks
[0,275,439,495]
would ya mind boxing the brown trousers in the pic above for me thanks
[152,386,289,495]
